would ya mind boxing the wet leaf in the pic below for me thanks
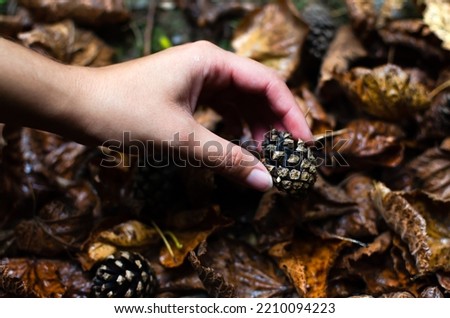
[14,183,97,257]
[318,25,368,98]
[232,0,308,80]
[294,86,335,135]
[78,220,160,270]
[19,0,129,25]
[0,258,91,297]
[378,19,448,61]
[18,19,114,66]
[317,174,379,238]
[190,238,291,298]
[339,64,431,120]
[406,138,450,201]
[160,206,233,268]
[372,183,450,273]
[322,119,405,169]
[423,0,450,50]
[253,189,294,251]
[269,238,348,297]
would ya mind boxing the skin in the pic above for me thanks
[0,38,312,191]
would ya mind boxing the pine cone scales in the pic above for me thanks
[91,251,157,298]
[262,129,317,195]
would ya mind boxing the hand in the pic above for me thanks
[0,39,312,191]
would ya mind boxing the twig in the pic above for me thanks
[144,0,159,56]
[429,79,450,100]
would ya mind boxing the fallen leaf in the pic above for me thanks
[420,286,444,298]
[0,258,91,297]
[378,19,448,61]
[269,238,348,297]
[19,0,129,25]
[160,206,233,268]
[423,0,450,50]
[372,183,450,273]
[345,0,377,35]
[190,238,291,298]
[339,64,431,120]
[380,291,415,297]
[78,219,160,270]
[18,19,114,66]
[318,25,368,98]
[436,272,450,292]
[321,119,405,169]
[232,0,308,80]
[405,138,450,201]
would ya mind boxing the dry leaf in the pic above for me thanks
[372,183,450,273]
[78,220,160,270]
[405,139,450,201]
[190,238,291,298]
[18,19,114,66]
[436,272,450,292]
[423,0,450,50]
[19,0,129,25]
[322,119,405,169]
[160,206,233,268]
[232,0,308,80]
[345,0,377,35]
[378,19,448,61]
[0,258,91,297]
[420,286,444,297]
[318,25,368,98]
[339,64,431,120]
[269,238,348,297]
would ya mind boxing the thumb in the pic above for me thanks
[189,124,273,192]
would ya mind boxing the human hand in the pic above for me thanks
[0,39,312,191]
[72,41,312,191]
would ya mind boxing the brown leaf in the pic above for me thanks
[380,291,415,297]
[341,232,392,268]
[423,0,450,50]
[436,272,450,292]
[317,174,379,238]
[322,119,405,169]
[269,238,348,297]
[345,0,377,35]
[0,7,32,38]
[18,19,114,66]
[372,183,450,273]
[406,138,450,201]
[19,0,129,25]
[253,189,294,251]
[378,19,448,61]
[232,0,308,80]
[188,241,236,298]
[318,25,368,98]
[14,183,97,257]
[160,206,233,268]
[0,258,92,297]
[294,86,335,135]
[191,238,291,298]
[288,175,358,222]
[78,219,160,270]
[339,64,431,120]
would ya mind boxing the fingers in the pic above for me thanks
[184,123,273,192]
[205,46,313,142]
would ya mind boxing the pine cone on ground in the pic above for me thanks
[302,2,336,60]
[91,251,158,298]
[262,129,317,196]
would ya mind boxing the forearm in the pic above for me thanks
[0,38,88,140]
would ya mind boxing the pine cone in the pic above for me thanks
[91,251,158,298]
[262,129,317,195]
[302,2,336,60]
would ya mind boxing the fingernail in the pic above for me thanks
[246,169,273,192]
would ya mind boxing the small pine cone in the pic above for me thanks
[262,129,317,195]
[302,2,336,60]
[91,251,158,298]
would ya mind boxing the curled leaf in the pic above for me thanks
[372,183,450,273]
[18,19,114,66]
[339,64,431,120]
[232,0,308,80]
[423,0,450,50]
